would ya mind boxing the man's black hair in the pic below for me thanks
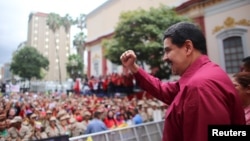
[242,56,250,63]
[163,21,207,54]
[93,111,101,119]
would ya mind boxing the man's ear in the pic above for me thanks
[184,40,194,55]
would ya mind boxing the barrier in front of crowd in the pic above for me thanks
[69,120,164,141]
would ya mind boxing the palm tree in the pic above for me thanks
[73,14,87,76]
[61,14,75,33]
[46,12,62,84]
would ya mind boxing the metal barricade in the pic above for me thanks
[69,120,164,141]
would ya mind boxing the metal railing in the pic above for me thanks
[69,120,164,141]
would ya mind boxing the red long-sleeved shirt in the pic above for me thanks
[134,55,245,141]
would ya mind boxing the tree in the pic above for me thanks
[73,14,87,76]
[104,5,191,79]
[10,46,49,81]
[47,12,62,84]
[66,54,83,81]
[47,13,75,84]
[61,14,75,33]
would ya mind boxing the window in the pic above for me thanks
[94,61,99,76]
[216,28,249,73]
[223,36,244,73]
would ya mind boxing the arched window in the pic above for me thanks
[223,36,244,73]
[216,28,249,73]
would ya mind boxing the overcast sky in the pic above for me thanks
[0,0,108,67]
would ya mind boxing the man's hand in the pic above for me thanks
[120,50,139,73]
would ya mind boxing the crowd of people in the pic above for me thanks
[0,90,168,141]
[76,72,135,97]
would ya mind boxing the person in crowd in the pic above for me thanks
[7,108,16,120]
[232,72,250,124]
[30,121,48,140]
[131,108,143,125]
[139,103,150,123]
[68,117,86,137]
[151,102,162,122]
[27,113,37,132]
[42,110,52,127]
[0,117,8,141]
[45,116,62,137]
[115,112,126,128]
[58,115,70,136]
[81,111,91,128]
[241,56,250,72]
[103,110,117,129]
[85,111,107,134]
[7,116,30,141]
[120,21,245,141]
[107,76,115,98]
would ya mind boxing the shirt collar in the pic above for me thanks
[178,55,210,85]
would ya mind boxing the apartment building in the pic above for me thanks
[27,12,70,82]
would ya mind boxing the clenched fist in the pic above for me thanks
[120,50,139,73]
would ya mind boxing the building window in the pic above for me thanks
[34,37,37,41]
[223,36,244,73]
[34,30,37,34]
[45,38,49,42]
[216,28,249,73]
[35,17,39,20]
[45,31,49,35]
[94,61,99,76]
[45,45,48,49]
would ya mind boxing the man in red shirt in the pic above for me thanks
[120,22,245,141]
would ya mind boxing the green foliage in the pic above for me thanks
[61,14,75,33]
[10,46,49,80]
[104,5,191,79]
[46,12,75,83]
[46,13,62,33]
[75,13,86,30]
[66,54,84,81]
[47,13,75,33]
